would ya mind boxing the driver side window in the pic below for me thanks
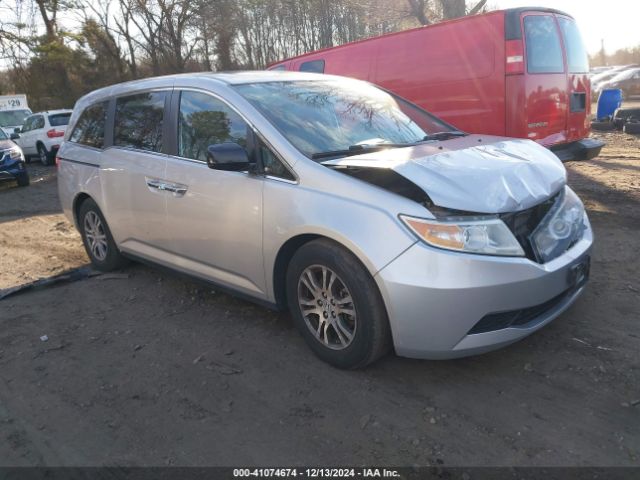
[178,90,249,162]
[21,117,34,133]
[34,115,45,130]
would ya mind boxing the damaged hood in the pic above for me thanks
[322,135,567,213]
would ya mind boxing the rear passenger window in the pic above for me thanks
[300,60,325,73]
[34,115,44,129]
[49,113,71,127]
[178,91,249,162]
[524,16,564,74]
[114,92,166,153]
[69,102,108,149]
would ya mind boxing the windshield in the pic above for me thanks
[0,128,7,140]
[235,80,455,159]
[0,109,31,127]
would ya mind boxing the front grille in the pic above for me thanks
[468,286,576,334]
[499,192,560,261]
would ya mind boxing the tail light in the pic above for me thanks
[46,129,64,138]
[505,39,525,75]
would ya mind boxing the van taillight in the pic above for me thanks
[505,40,524,75]
[47,129,64,138]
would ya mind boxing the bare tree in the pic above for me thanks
[406,0,488,25]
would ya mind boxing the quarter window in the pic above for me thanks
[178,91,249,162]
[524,16,564,74]
[300,60,325,73]
[69,101,108,149]
[260,141,295,181]
[49,113,71,127]
[114,92,166,153]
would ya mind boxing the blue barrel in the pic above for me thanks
[597,89,623,121]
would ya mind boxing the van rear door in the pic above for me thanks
[520,12,567,145]
[556,15,591,144]
[505,9,595,153]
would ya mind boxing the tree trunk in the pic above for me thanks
[216,30,234,71]
[441,0,466,20]
[35,0,58,41]
[406,0,430,26]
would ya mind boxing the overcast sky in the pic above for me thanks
[493,0,640,54]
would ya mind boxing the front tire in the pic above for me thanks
[16,173,30,187]
[286,239,391,369]
[78,198,128,271]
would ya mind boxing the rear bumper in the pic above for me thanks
[550,138,605,162]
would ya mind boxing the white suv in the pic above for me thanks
[12,109,72,165]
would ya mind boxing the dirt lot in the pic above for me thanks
[0,131,639,467]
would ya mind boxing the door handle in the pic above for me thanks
[170,185,188,196]
[146,178,164,190]
[146,178,187,196]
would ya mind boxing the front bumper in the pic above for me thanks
[551,138,605,162]
[0,159,28,183]
[375,223,593,359]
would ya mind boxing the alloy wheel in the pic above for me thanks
[297,265,357,350]
[83,211,108,261]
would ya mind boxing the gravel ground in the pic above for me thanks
[0,132,638,467]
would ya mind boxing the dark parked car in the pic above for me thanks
[0,127,29,187]
[613,107,640,130]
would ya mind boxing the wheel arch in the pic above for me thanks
[271,232,382,311]
[72,192,93,227]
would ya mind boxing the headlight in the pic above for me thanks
[400,215,525,256]
[530,187,586,263]
[8,147,24,161]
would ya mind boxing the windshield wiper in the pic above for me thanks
[422,131,467,141]
[311,142,415,160]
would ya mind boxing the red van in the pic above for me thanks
[269,8,603,161]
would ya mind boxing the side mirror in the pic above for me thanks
[14,127,20,134]
[10,133,20,140]
[207,142,252,171]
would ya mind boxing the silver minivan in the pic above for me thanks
[58,72,592,368]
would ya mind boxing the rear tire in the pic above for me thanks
[286,239,391,369]
[78,198,129,271]
[590,120,615,132]
[623,122,640,135]
[38,144,52,166]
